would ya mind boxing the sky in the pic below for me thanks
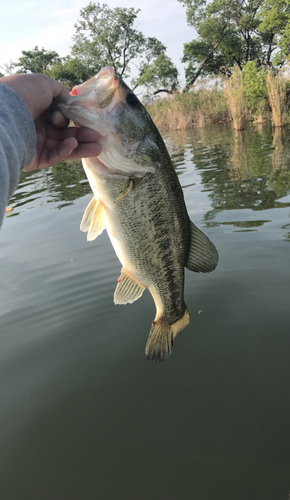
[0,0,194,86]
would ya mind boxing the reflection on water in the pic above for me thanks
[8,160,91,216]
[8,124,290,223]
[164,124,290,235]
[1,123,290,500]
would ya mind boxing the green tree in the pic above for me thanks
[136,53,179,97]
[242,60,268,116]
[72,2,178,93]
[179,0,285,88]
[44,57,96,90]
[259,0,290,67]
[72,3,144,78]
[16,46,60,73]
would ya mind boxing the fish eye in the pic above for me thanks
[126,93,139,108]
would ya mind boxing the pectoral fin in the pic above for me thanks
[80,197,106,241]
[114,180,134,204]
[114,268,145,305]
[186,220,219,273]
[80,197,98,232]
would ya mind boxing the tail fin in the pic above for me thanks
[145,308,190,362]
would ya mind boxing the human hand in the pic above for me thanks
[0,74,102,171]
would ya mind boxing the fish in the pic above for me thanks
[53,67,218,361]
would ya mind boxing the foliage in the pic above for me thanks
[259,0,290,67]
[2,3,176,95]
[44,57,97,90]
[147,84,229,129]
[242,60,268,116]
[16,46,60,73]
[71,2,177,92]
[72,2,144,78]
[178,0,288,88]
[135,53,179,98]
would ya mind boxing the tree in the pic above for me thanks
[72,2,178,93]
[136,53,179,97]
[16,46,60,73]
[0,59,16,76]
[178,0,286,89]
[259,0,290,67]
[44,57,97,90]
[72,3,144,78]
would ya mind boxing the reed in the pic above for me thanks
[223,68,246,130]
[147,85,229,130]
[147,71,290,130]
[266,72,287,127]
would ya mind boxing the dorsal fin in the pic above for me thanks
[186,220,218,273]
[80,197,106,241]
[114,268,145,305]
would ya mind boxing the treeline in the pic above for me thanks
[1,0,290,129]
[0,3,178,97]
[2,0,290,95]
[148,63,290,130]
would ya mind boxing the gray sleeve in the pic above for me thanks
[0,81,36,229]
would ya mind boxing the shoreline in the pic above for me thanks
[146,82,289,131]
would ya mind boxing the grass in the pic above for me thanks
[223,68,246,130]
[147,72,289,131]
[266,72,287,127]
[147,85,230,130]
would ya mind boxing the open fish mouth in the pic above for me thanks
[53,67,122,136]
[53,67,159,177]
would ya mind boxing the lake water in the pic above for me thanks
[0,123,290,500]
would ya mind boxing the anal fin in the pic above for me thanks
[186,220,218,273]
[114,268,145,305]
[80,197,106,241]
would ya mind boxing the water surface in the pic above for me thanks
[0,123,290,500]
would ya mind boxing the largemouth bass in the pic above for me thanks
[54,67,218,361]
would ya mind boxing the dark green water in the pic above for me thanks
[0,123,290,500]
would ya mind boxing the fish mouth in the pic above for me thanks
[52,67,121,136]
[53,66,154,177]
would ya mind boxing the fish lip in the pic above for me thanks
[52,94,93,110]
[52,96,111,136]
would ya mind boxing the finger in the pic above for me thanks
[24,137,102,172]
[29,137,79,170]
[46,123,102,143]
[44,137,79,167]
[69,127,102,143]
[46,77,71,99]
[50,110,70,129]
[23,151,37,172]
[65,142,103,160]
[38,138,102,168]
